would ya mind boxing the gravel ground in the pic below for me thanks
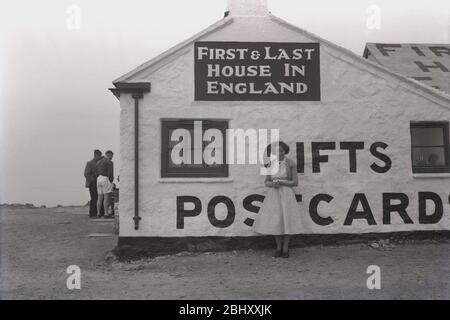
[1,206,450,299]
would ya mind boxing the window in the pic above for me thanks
[161,119,228,178]
[410,121,450,173]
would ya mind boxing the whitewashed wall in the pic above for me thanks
[118,17,450,237]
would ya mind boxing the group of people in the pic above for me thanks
[84,149,116,219]
[82,142,300,257]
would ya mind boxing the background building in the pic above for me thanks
[364,43,450,93]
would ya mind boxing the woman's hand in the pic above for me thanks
[265,181,274,188]
[272,179,281,188]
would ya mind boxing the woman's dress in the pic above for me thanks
[252,158,303,235]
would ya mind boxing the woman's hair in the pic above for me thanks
[266,141,290,156]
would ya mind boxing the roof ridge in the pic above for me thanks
[112,13,450,109]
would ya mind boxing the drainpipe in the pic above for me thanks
[132,91,142,230]
[109,82,151,231]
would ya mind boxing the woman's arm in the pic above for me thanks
[279,163,298,187]
[264,174,275,188]
[108,161,114,183]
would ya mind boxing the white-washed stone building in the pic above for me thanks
[110,0,450,251]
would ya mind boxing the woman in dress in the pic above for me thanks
[252,141,302,258]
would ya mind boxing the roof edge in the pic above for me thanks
[113,17,234,84]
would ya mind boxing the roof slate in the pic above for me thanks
[364,43,450,94]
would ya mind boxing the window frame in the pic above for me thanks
[410,121,450,174]
[161,119,229,178]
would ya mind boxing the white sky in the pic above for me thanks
[0,0,449,206]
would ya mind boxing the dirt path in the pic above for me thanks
[1,207,449,299]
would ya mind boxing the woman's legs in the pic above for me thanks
[274,236,283,252]
[97,193,104,217]
[103,193,111,216]
[272,235,283,257]
[282,235,291,253]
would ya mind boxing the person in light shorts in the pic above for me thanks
[96,150,114,218]
[97,175,113,194]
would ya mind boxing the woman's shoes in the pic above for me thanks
[273,250,282,258]
[273,249,290,258]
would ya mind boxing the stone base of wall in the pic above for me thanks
[112,231,450,261]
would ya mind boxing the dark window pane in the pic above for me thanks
[411,127,444,146]
[412,147,446,167]
[161,119,228,177]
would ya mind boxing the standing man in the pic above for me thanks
[84,150,103,218]
[96,150,114,218]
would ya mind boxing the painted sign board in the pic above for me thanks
[194,42,321,101]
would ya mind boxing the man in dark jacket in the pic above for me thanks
[84,150,104,218]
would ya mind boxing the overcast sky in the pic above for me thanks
[0,0,449,206]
